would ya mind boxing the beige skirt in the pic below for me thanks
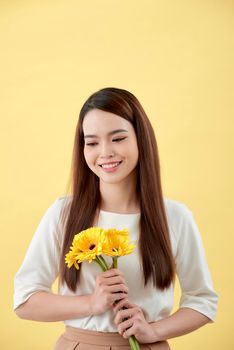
[53,326,171,350]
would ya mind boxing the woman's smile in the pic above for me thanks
[99,161,122,172]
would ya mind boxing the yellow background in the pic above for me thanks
[1,0,233,349]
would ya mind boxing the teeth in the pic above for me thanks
[101,162,120,169]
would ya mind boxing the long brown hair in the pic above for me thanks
[59,87,175,291]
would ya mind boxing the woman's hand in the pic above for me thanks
[113,298,158,344]
[91,269,129,316]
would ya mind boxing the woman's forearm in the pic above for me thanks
[151,307,211,341]
[15,291,93,322]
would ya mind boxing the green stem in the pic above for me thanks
[128,335,140,350]
[98,255,109,270]
[132,336,141,350]
[95,256,107,271]
[112,256,118,268]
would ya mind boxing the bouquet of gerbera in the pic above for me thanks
[65,227,140,350]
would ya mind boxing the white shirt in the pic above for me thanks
[13,196,218,331]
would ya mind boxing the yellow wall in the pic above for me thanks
[1,0,233,349]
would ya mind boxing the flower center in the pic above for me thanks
[89,244,96,250]
[112,248,118,252]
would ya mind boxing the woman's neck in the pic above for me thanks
[99,178,140,214]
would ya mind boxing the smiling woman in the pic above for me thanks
[13,87,218,350]
[83,109,139,189]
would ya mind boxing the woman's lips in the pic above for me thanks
[99,161,122,172]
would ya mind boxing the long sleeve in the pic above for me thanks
[13,197,66,311]
[173,206,218,321]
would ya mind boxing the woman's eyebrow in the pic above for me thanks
[84,129,128,139]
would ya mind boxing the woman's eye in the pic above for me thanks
[113,137,126,142]
[86,142,98,147]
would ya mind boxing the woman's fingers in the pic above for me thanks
[104,275,127,286]
[113,297,132,312]
[97,269,127,287]
[115,316,134,336]
[97,274,129,297]
[101,268,124,278]
[111,292,129,304]
[91,267,130,315]
[113,299,153,342]
[114,307,136,325]
[108,284,128,294]
[91,268,129,315]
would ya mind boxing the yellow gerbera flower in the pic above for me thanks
[67,227,105,266]
[102,228,136,257]
[65,250,80,269]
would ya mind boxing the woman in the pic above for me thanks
[14,87,218,350]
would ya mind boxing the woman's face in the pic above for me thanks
[83,109,139,186]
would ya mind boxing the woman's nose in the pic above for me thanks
[100,142,115,158]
